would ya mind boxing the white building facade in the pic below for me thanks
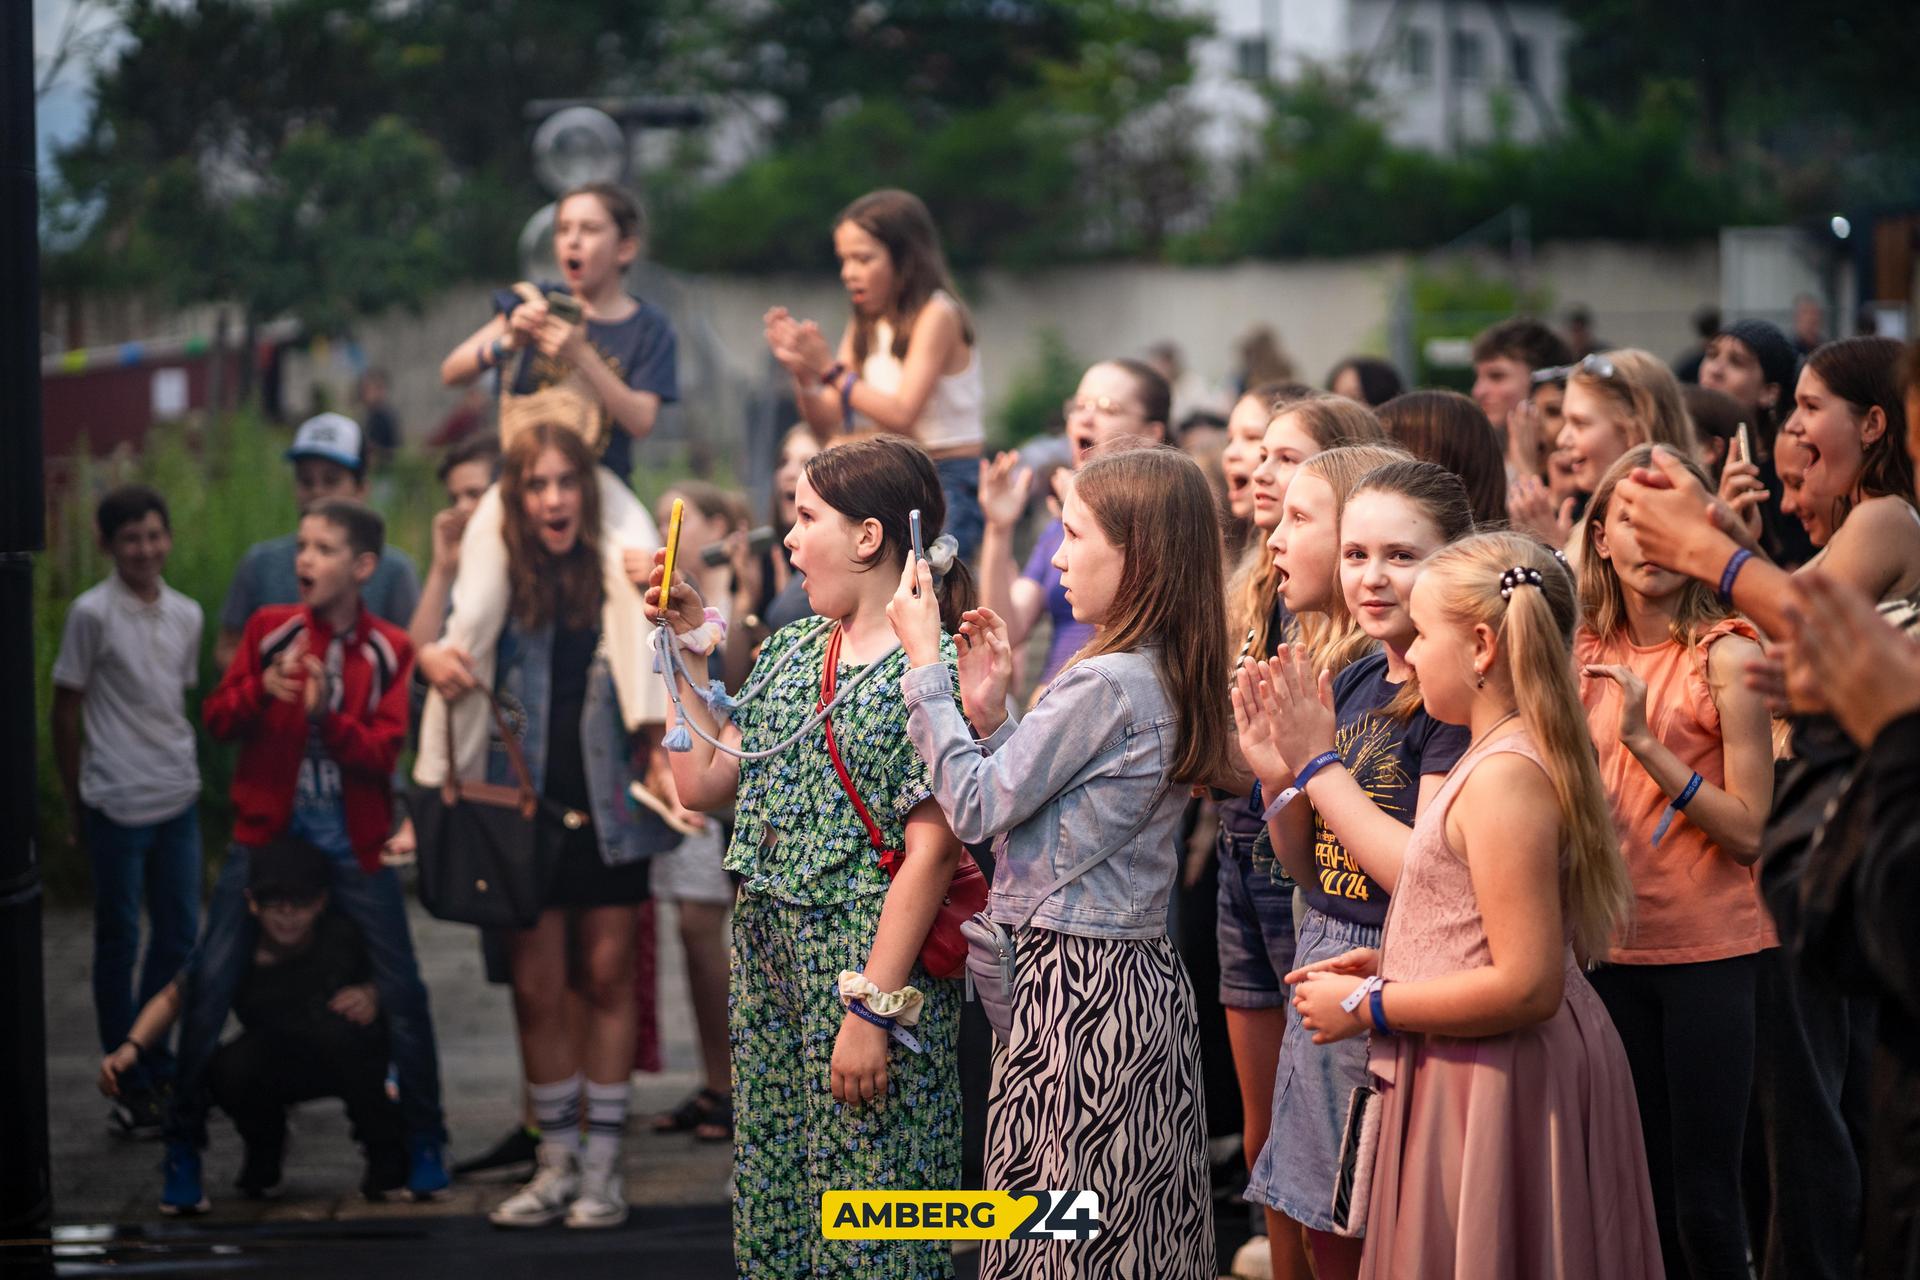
[1188,0,1575,157]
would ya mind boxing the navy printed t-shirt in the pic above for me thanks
[492,281,679,480]
[1304,649,1470,926]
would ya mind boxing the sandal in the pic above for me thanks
[652,1087,728,1135]
[693,1093,733,1143]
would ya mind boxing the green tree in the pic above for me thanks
[1560,0,1920,205]
[45,0,684,306]
[653,0,1211,271]
[1175,71,1763,263]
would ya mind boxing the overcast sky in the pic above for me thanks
[33,0,127,174]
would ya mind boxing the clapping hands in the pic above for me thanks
[1229,645,1338,787]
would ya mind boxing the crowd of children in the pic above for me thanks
[58,179,1920,1280]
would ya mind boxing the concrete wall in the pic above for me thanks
[298,238,1720,465]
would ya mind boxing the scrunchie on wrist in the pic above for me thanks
[837,971,925,1027]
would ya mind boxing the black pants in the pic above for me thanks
[1742,947,1874,1280]
[1591,953,1759,1280]
[206,1017,403,1161]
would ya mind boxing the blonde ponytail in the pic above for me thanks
[1422,532,1631,964]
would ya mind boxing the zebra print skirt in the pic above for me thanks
[979,927,1215,1280]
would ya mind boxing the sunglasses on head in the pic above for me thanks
[1532,353,1615,385]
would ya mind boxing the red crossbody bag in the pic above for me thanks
[818,625,988,981]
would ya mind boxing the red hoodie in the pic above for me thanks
[203,603,412,872]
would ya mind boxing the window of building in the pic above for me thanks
[1509,35,1535,86]
[1235,35,1271,82]
[1451,30,1485,83]
[1401,27,1434,83]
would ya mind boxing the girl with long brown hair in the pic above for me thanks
[417,424,676,1230]
[887,442,1228,1279]
[764,189,988,557]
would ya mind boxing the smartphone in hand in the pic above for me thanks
[908,509,926,598]
[661,498,685,599]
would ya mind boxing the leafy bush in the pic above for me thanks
[653,98,1085,273]
[994,328,1084,448]
[1407,266,1553,389]
[1174,74,1770,264]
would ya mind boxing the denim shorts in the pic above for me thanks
[1244,906,1383,1230]
[1215,827,1300,1009]
[933,455,983,563]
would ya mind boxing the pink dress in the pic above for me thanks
[1359,732,1664,1280]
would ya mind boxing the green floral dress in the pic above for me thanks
[726,619,963,1279]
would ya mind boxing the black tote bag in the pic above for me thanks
[410,688,577,928]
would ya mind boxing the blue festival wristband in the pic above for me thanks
[846,999,895,1033]
[1263,751,1344,821]
[1717,548,1753,606]
[1369,983,1394,1036]
[838,370,859,429]
[1651,771,1704,846]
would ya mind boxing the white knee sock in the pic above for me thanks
[583,1077,629,1173]
[528,1073,583,1160]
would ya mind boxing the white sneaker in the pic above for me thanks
[488,1147,580,1229]
[564,1165,627,1230]
[1230,1236,1274,1280]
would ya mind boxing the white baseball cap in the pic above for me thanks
[286,412,365,471]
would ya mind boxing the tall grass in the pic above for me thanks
[34,411,700,904]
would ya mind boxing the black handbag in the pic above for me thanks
[409,688,578,928]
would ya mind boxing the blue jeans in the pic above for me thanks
[933,456,983,564]
[165,844,447,1146]
[86,804,201,1093]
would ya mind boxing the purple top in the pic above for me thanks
[1023,519,1096,686]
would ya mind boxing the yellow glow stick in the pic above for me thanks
[660,498,685,606]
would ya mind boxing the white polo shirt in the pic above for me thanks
[52,574,203,827]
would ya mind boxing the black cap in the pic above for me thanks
[248,837,332,902]
[1720,319,1799,397]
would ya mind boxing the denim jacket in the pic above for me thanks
[902,647,1184,939]
[488,619,673,867]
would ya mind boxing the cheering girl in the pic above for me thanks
[646,435,971,1279]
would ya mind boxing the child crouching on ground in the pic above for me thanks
[102,838,405,1206]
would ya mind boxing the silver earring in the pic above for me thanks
[1475,671,1486,688]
